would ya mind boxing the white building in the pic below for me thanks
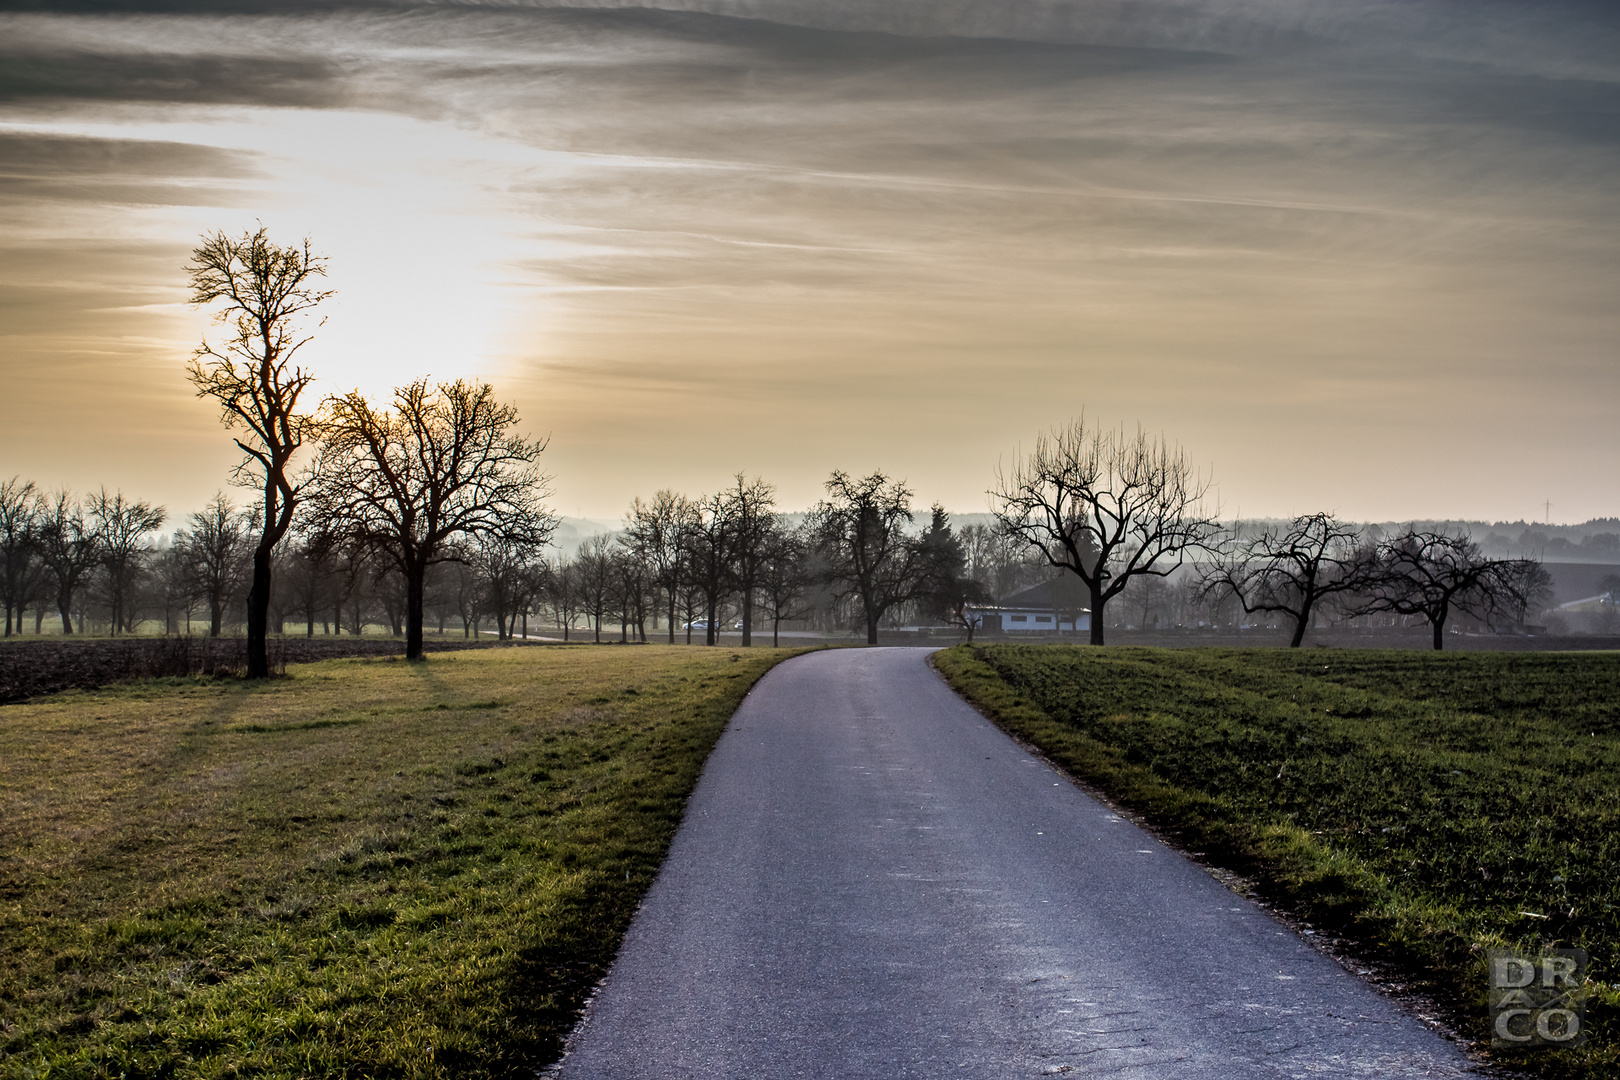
[966,578,1091,635]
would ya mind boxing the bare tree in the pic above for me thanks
[685,491,738,646]
[624,491,697,643]
[181,493,253,638]
[546,555,581,641]
[992,417,1218,645]
[758,518,810,647]
[574,534,617,643]
[0,478,39,636]
[90,488,165,636]
[810,470,935,645]
[476,534,548,640]
[187,227,330,674]
[308,378,555,660]
[612,542,653,643]
[1198,513,1365,647]
[35,491,100,634]
[475,535,523,640]
[677,576,706,645]
[280,526,334,637]
[150,540,195,634]
[722,474,777,647]
[451,559,484,638]
[959,521,1044,603]
[1353,529,1544,650]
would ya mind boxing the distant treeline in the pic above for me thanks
[7,226,1596,656]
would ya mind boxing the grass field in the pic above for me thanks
[0,644,802,1079]
[934,644,1620,1078]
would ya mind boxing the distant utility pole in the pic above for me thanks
[1545,499,1553,525]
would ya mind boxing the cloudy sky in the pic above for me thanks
[2,0,1617,523]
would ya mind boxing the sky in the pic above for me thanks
[1,0,1617,525]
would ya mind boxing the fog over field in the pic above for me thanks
[1,0,1617,522]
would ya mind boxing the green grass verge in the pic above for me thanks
[933,643,1620,1078]
[0,644,805,1079]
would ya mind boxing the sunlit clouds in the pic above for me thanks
[1,2,1617,522]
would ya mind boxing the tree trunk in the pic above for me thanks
[210,599,223,638]
[1090,582,1106,645]
[307,610,315,637]
[1432,610,1446,651]
[406,563,426,661]
[668,593,677,644]
[245,547,273,677]
[741,587,753,647]
[865,604,879,645]
[773,613,781,648]
[58,585,74,635]
[706,595,717,646]
[1289,613,1308,648]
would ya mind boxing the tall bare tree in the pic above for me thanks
[612,542,653,642]
[0,477,39,636]
[547,554,582,641]
[625,490,697,643]
[90,488,165,636]
[810,470,935,645]
[1199,513,1364,648]
[574,534,617,644]
[476,534,548,641]
[722,474,777,647]
[685,491,738,646]
[758,518,810,647]
[182,493,253,637]
[992,417,1218,645]
[35,491,99,635]
[187,227,331,674]
[308,378,555,660]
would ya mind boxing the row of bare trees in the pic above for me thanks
[541,471,980,648]
[10,228,1543,661]
[183,227,554,670]
[987,415,1550,650]
[0,481,167,636]
[1198,517,1549,650]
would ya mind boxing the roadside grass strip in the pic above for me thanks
[933,644,1620,1079]
[0,645,802,1079]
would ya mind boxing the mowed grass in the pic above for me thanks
[0,644,803,1079]
[934,644,1620,1078]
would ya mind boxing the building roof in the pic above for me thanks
[975,575,1091,613]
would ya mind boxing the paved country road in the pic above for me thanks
[556,648,1481,1079]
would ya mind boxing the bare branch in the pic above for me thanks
[991,415,1217,644]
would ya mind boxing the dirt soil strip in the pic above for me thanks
[552,647,1482,1079]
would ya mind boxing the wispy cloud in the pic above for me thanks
[0,2,1617,521]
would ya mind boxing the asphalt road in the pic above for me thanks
[556,648,1478,1079]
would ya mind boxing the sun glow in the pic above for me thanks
[3,108,593,401]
